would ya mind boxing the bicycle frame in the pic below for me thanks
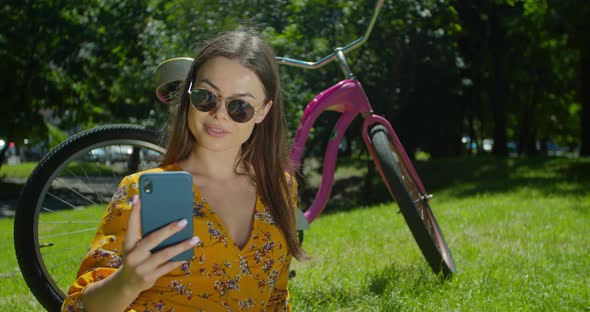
[151,0,430,226]
[290,78,429,223]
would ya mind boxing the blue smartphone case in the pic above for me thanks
[139,171,194,261]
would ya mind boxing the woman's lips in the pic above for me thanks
[204,124,230,137]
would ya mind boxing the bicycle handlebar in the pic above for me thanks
[275,0,384,69]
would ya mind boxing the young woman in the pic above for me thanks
[62,29,306,312]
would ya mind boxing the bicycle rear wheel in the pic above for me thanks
[13,124,166,311]
[369,125,455,277]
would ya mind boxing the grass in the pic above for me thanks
[0,161,124,179]
[1,206,105,310]
[0,162,38,179]
[0,217,43,311]
[1,156,588,311]
[290,156,590,311]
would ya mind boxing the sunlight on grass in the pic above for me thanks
[0,205,106,311]
[0,162,38,179]
[0,217,45,310]
[289,157,590,311]
[37,205,106,293]
[1,157,588,311]
[0,161,121,179]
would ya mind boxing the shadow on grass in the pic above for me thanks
[294,263,449,310]
[367,262,448,296]
[300,175,393,215]
[417,156,590,199]
[300,156,590,216]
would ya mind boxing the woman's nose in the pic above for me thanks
[210,98,230,120]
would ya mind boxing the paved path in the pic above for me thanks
[0,199,16,217]
[1,176,118,218]
[0,178,22,217]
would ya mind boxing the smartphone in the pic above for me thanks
[139,171,194,261]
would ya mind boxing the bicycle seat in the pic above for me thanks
[155,57,194,104]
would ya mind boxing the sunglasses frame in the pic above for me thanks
[187,80,265,123]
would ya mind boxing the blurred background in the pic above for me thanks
[0,0,588,210]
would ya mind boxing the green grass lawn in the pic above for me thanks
[1,156,588,311]
[0,161,124,179]
[0,162,38,179]
[0,206,105,310]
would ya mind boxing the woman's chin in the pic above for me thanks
[195,138,236,154]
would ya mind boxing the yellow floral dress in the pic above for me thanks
[62,163,295,312]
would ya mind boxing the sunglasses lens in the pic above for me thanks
[190,88,256,123]
[190,89,216,111]
[227,100,255,123]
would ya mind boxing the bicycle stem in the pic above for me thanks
[335,49,355,80]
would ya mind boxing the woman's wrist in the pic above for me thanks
[81,268,142,312]
[110,267,143,300]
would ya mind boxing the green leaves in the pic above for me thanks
[1,0,586,156]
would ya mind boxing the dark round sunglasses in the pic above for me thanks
[187,81,262,123]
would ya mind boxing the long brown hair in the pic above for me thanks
[160,29,307,260]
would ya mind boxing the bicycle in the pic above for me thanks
[14,1,455,310]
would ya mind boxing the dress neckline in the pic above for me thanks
[166,162,260,253]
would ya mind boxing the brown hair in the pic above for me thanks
[160,29,307,260]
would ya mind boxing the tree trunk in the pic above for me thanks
[580,48,590,156]
[518,85,539,156]
[0,144,8,171]
[490,4,508,156]
[517,108,530,156]
[452,0,484,155]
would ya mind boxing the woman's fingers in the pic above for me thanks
[148,237,201,280]
[134,218,189,255]
[118,196,197,292]
[123,195,142,253]
[123,236,199,291]
[150,261,188,280]
[143,236,200,268]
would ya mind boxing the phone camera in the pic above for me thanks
[143,179,153,194]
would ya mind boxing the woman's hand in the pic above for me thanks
[118,195,200,293]
[80,195,199,312]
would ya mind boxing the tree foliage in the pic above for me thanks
[1,0,588,159]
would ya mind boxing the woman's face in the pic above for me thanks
[187,56,272,154]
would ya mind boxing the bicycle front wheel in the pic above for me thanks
[13,124,166,311]
[369,125,455,277]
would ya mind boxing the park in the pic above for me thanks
[1,1,588,311]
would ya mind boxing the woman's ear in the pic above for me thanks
[256,100,273,124]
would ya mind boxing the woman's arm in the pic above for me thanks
[80,195,199,312]
[265,255,293,312]
[78,268,142,312]
[62,176,199,312]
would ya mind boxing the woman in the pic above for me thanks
[62,29,306,312]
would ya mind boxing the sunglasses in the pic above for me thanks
[187,81,263,123]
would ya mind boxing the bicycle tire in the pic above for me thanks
[369,124,455,277]
[14,124,166,311]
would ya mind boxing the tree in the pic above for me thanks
[544,0,590,155]
[0,1,155,166]
[2,0,585,166]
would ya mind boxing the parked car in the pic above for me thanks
[88,145,134,163]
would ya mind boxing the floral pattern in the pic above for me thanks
[62,164,296,312]
[193,199,206,217]
[169,280,193,300]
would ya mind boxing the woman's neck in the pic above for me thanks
[180,145,246,181]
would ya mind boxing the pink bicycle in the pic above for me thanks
[14,1,455,310]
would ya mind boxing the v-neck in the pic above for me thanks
[168,163,260,253]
